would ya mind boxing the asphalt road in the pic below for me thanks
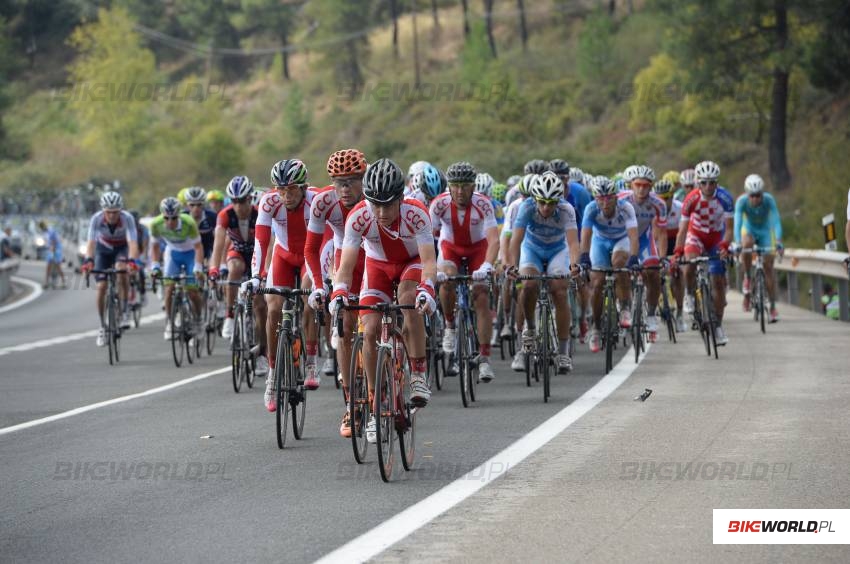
[1,262,630,563]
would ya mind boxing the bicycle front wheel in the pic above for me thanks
[170,296,184,368]
[231,308,243,392]
[541,309,551,403]
[458,316,471,408]
[756,269,766,334]
[107,295,117,365]
[349,335,369,463]
[395,332,415,472]
[290,334,307,440]
[275,339,290,449]
[375,347,396,482]
[604,293,616,375]
[184,302,195,365]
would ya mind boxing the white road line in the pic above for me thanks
[0,365,230,436]
[0,313,166,357]
[316,344,651,564]
[0,276,43,315]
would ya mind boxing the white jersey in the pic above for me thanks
[665,199,683,234]
[88,210,137,250]
[618,190,668,235]
[256,189,314,252]
[502,196,528,236]
[343,198,433,262]
[409,189,429,206]
[429,192,496,248]
[505,186,522,208]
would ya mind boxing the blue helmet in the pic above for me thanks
[414,164,443,199]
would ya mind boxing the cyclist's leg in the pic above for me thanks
[336,248,364,390]
[517,241,542,332]
[754,231,778,310]
[546,249,571,344]
[708,250,727,324]
[683,232,706,294]
[359,258,397,395]
[437,241,459,333]
[93,245,117,325]
[641,233,661,317]
[469,242,492,359]
[611,237,631,307]
[589,234,614,332]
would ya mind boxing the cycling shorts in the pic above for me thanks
[637,230,660,267]
[94,243,128,282]
[590,235,630,269]
[165,247,199,286]
[684,231,726,275]
[266,245,305,290]
[519,241,569,275]
[359,256,422,316]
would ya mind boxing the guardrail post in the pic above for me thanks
[787,271,798,306]
[839,279,849,322]
[811,274,823,314]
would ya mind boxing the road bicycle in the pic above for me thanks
[682,257,719,359]
[160,269,201,368]
[591,267,632,374]
[86,261,131,365]
[223,280,257,393]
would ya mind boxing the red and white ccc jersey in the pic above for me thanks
[307,186,350,249]
[342,199,433,262]
[429,192,496,247]
[256,189,315,251]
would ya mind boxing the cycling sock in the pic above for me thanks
[559,340,569,355]
[306,342,318,357]
[411,357,426,373]
[479,344,491,357]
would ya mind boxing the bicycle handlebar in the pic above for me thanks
[257,287,310,297]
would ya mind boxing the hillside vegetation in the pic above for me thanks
[0,0,849,248]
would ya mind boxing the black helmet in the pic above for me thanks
[445,161,477,184]
[548,159,570,176]
[524,159,548,174]
[363,158,406,204]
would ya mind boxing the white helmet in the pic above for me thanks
[530,171,564,200]
[632,165,655,182]
[744,174,764,194]
[184,186,206,204]
[226,176,254,200]
[407,160,430,180]
[100,191,123,210]
[475,172,495,196]
[695,160,721,181]
[569,167,584,184]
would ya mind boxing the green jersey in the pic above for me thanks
[150,213,200,252]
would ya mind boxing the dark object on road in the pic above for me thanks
[634,388,652,402]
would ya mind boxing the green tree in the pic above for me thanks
[176,0,243,79]
[236,0,301,80]
[191,125,245,182]
[283,83,311,152]
[304,0,371,89]
[67,8,160,160]
[653,0,824,191]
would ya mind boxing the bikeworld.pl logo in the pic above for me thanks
[53,460,231,482]
[727,520,835,533]
[714,509,850,544]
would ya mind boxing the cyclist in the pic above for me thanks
[504,174,525,207]
[330,158,437,443]
[734,173,784,321]
[618,165,668,342]
[550,159,592,342]
[80,192,140,346]
[675,168,696,202]
[501,173,536,368]
[209,178,268,371]
[662,170,681,197]
[579,176,640,354]
[673,160,734,345]
[406,161,430,195]
[524,159,548,175]
[252,160,321,412]
[432,162,500,382]
[652,179,687,332]
[38,220,67,289]
[475,172,505,230]
[130,210,150,308]
[183,187,217,262]
[149,197,204,340]
[304,148,370,438]
[491,182,508,207]
[207,189,226,215]
[506,172,581,373]
[409,163,445,207]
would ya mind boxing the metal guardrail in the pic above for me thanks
[0,258,21,304]
[774,249,849,322]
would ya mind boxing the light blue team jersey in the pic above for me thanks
[733,192,783,244]
[514,197,578,250]
[582,199,638,240]
[46,227,61,251]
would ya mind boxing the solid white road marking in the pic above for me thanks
[316,344,651,564]
[0,276,43,315]
[0,364,230,436]
[0,313,166,357]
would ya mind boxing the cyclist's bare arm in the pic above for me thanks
[675,218,689,251]
[484,225,500,265]
[335,245,360,290]
[580,227,592,255]
[567,228,580,268]
[628,226,639,256]
[508,226,526,268]
[210,226,227,271]
[418,240,438,284]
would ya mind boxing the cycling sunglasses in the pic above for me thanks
[231,197,250,204]
[699,180,718,186]
[535,198,560,206]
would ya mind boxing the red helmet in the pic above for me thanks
[327,149,367,178]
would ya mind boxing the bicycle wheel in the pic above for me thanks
[290,333,307,440]
[231,308,244,392]
[349,335,369,463]
[395,332,415,472]
[170,296,184,368]
[458,315,471,408]
[374,347,396,482]
[205,296,217,355]
[756,269,766,334]
[468,312,478,403]
[701,282,718,359]
[604,292,616,375]
[632,284,643,364]
[112,296,121,363]
[541,309,551,403]
[106,294,116,365]
[184,302,195,365]
[275,338,290,449]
